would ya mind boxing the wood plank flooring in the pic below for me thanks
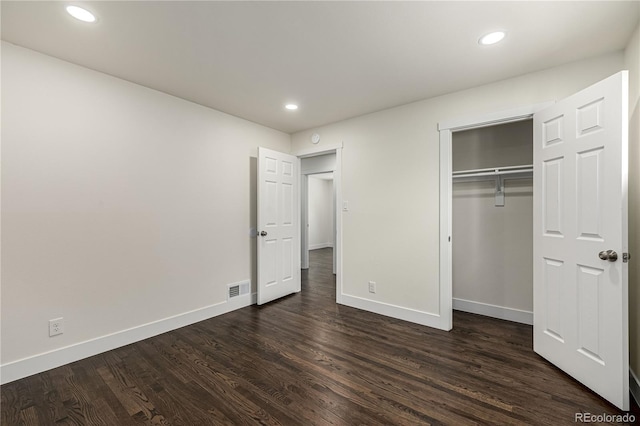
[2,248,638,425]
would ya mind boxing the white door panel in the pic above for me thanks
[533,71,629,410]
[258,147,300,305]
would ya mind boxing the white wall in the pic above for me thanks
[0,42,291,382]
[625,23,640,394]
[308,176,334,250]
[292,51,625,325]
[452,121,533,318]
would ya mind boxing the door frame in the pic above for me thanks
[294,143,344,304]
[437,102,553,331]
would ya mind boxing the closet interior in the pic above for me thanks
[452,119,534,324]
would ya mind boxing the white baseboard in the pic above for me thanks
[0,292,256,385]
[339,293,449,330]
[309,242,333,250]
[453,298,533,325]
[631,368,640,408]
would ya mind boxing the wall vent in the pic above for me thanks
[229,285,240,298]
[227,280,250,300]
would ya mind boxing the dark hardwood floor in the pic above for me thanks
[2,247,638,425]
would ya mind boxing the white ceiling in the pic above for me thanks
[2,1,638,134]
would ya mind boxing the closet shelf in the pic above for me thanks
[452,164,533,207]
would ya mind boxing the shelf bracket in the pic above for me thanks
[495,175,505,207]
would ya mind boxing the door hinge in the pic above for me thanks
[623,252,630,263]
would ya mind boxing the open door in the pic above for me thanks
[257,147,300,305]
[533,71,629,410]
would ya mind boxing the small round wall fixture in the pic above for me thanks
[311,133,320,144]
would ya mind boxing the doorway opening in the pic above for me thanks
[451,120,534,325]
[305,172,335,275]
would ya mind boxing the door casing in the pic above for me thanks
[294,144,344,304]
[438,102,553,331]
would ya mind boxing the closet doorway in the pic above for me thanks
[437,102,550,331]
[451,120,534,325]
[439,73,630,411]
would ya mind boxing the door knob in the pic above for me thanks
[598,250,618,262]
[260,231,268,237]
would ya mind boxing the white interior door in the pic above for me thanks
[533,71,629,410]
[258,147,300,305]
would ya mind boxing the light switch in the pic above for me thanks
[342,201,348,211]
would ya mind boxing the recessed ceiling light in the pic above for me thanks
[66,5,96,23]
[479,31,506,46]
[285,104,299,111]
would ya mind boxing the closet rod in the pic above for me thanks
[453,169,533,179]
[452,165,533,207]
[452,164,533,179]
[453,164,533,175]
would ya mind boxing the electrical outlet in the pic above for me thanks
[368,281,376,293]
[49,318,64,337]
